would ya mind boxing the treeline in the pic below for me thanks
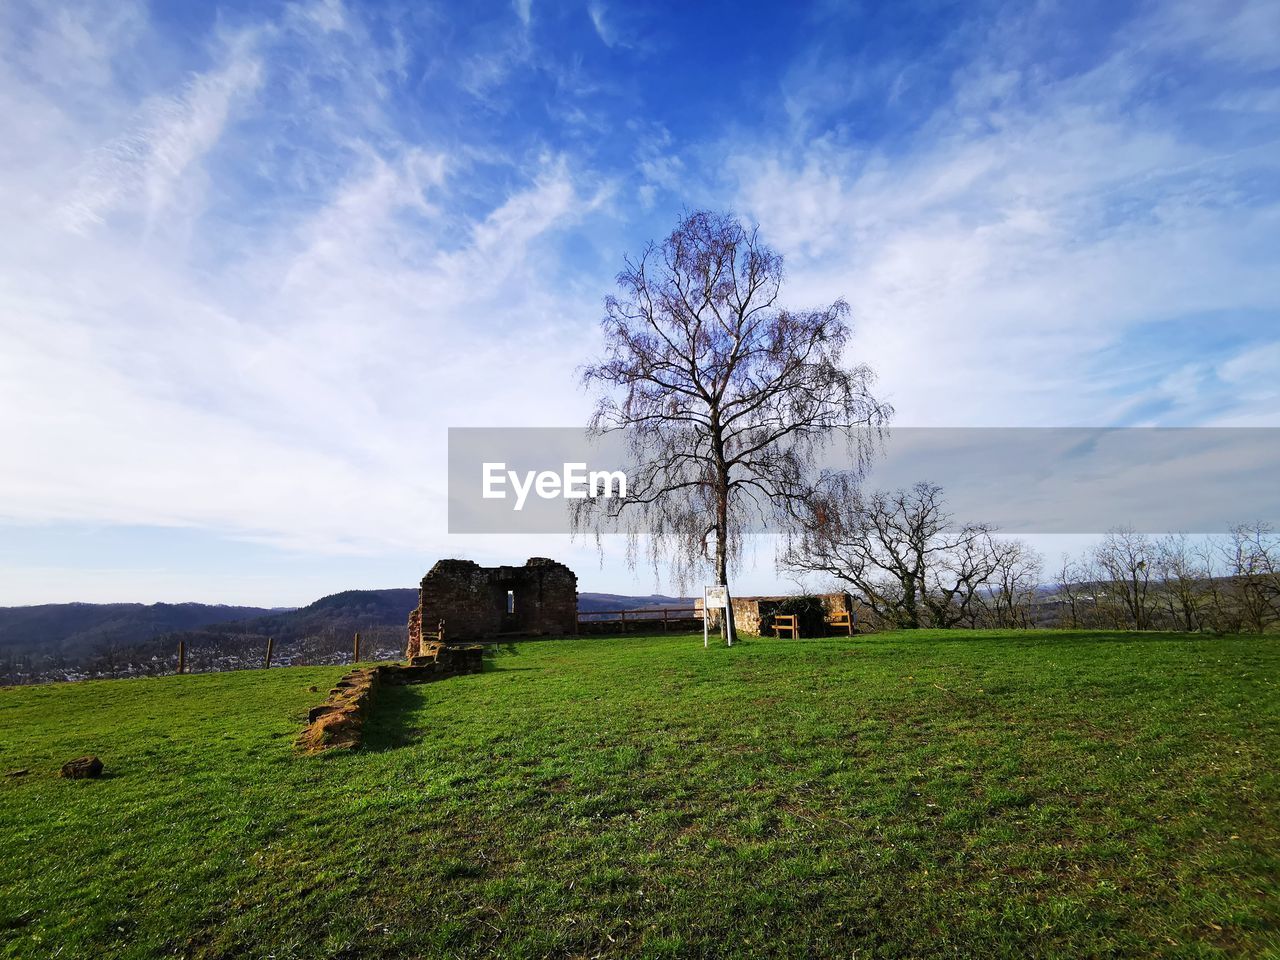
[1055,524,1279,633]
[783,480,1278,634]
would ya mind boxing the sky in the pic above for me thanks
[1,0,1278,605]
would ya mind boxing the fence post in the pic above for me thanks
[265,637,274,669]
[177,640,185,675]
[663,608,669,631]
[353,632,361,664]
[620,609,627,633]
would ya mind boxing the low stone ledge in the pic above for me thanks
[296,665,384,753]
[296,645,486,753]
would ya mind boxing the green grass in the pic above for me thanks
[1,630,1277,959]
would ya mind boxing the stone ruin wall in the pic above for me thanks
[407,607,422,660]
[406,557,578,657]
[302,556,578,753]
[297,642,485,753]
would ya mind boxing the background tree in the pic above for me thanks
[1054,555,1087,628]
[781,480,1007,629]
[1154,533,1207,632]
[980,538,1044,628]
[1223,522,1279,634]
[577,210,890,643]
[1196,538,1239,634]
[1053,524,1278,636]
[1092,528,1155,630]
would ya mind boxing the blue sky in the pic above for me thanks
[1,0,1278,604]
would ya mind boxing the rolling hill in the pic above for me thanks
[0,602,277,659]
[0,589,697,679]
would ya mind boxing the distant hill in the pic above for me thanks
[185,590,691,641]
[0,589,698,680]
[0,602,277,659]
[578,593,695,612]
[201,589,420,642]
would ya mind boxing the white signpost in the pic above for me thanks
[703,585,731,647]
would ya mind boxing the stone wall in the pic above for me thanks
[406,558,578,656]
[407,607,422,660]
[297,643,485,753]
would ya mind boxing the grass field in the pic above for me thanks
[1,630,1277,959]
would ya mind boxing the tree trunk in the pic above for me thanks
[716,505,738,645]
[712,427,737,646]
[901,573,920,628]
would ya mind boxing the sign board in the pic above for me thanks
[703,585,733,647]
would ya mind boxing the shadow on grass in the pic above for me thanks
[476,644,540,670]
[360,683,432,752]
[360,662,505,753]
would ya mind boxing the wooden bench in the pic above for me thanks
[826,610,854,636]
[773,614,799,639]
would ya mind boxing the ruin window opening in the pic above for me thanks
[406,558,579,650]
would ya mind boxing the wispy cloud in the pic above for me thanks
[731,1,1280,427]
[1,0,1277,602]
[584,1,646,51]
[587,3,614,47]
[59,30,263,234]
[0,1,610,566]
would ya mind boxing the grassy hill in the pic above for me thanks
[1,630,1276,958]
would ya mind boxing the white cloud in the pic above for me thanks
[59,33,263,234]
[731,8,1280,427]
[1213,341,1280,422]
[1155,0,1280,69]
[6,0,146,93]
[1219,341,1280,384]
[0,2,609,565]
[587,2,615,47]
[2,0,1278,604]
[293,0,348,34]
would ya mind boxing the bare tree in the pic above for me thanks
[1224,522,1279,634]
[1092,528,1155,630]
[1154,533,1207,632]
[89,639,123,678]
[928,525,1005,628]
[577,210,890,642]
[1055,524,1279,636]
[1054,555,1083,628]
[1195,537,1238,633]
[781,480,1000,629]
[981,539,1044,628]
